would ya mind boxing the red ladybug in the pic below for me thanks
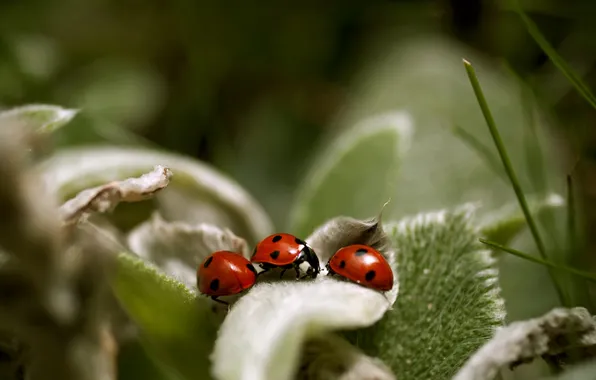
[326,244,393,291]
[197,251,257,305]
[251,233,320,279]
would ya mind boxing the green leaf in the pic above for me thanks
[480,193,564,246]
[112,253,217,380]
[118,341,182,380]
[289,112,412,237]
[0,104,78,133]
[37,146,273,244]
[511,0,596,110]
[349,205,505,380]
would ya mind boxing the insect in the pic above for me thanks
[197,251,258,305]
[251,233,320,279]
[326,244,393,291]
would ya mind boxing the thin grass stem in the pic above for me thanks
[480,238,596,283]
[511,0,596,109]
[463,59,568,305]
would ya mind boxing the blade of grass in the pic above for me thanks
[510,0,596,110]
[452,125,508,183]
[463,58,568,306]
[480,238,596,283]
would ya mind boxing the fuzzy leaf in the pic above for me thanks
[37,146,273,243]
[0,104,78,133]
[212,215,399,380]
[454,307,596,380]
[480,193,564,245]
[127,212,248,289]
[112,253,217,380]
[212,279,391,380]
[289,112,412,237]
[349,205,505,380]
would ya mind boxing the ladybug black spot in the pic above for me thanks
[203,256,214,268]
[295,237,306,246]
[355,248,368,256]
[272,235,282,243]
[246,263,257,274]
[270,250,280,260]
[339,260,346,269]
[365,270,376,282]
[210,278,220,291]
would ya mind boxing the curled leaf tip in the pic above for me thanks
[127,212,248,289]
[59,165,173,225]
[306,214,391,264]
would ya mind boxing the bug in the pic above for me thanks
[251,233,320,279]
[197,250,258,305]
[326,244,393,291]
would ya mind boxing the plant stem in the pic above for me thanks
[463,59,568,305]
[480,238,596,283]
[510,0,596,110]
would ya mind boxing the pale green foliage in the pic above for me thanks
[480,193,564,246]
[550,360,596,380]
[0,104,78,133]
[289,112,412,237]
[113,253,217,380]
[332,36,559,219]
[349,206,505,380]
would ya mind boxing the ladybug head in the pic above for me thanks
[297,245,320,279]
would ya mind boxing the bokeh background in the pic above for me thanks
[2,1,596,371]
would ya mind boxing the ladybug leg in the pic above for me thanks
[279,268,287,279]
[294,266,301,279]
[325,262,335,276]
[256,263,271,277]
[211,296,230,306]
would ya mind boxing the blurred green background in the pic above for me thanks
[2,0,596,328]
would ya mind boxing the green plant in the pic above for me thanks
[1,28,596,380]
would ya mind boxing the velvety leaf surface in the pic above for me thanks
[349,206,505,380]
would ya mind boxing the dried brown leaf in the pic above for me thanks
[59,165,172,225]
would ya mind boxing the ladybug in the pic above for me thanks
[326,244,393,291]
[251,233,320,279]
[197,251,258,305]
